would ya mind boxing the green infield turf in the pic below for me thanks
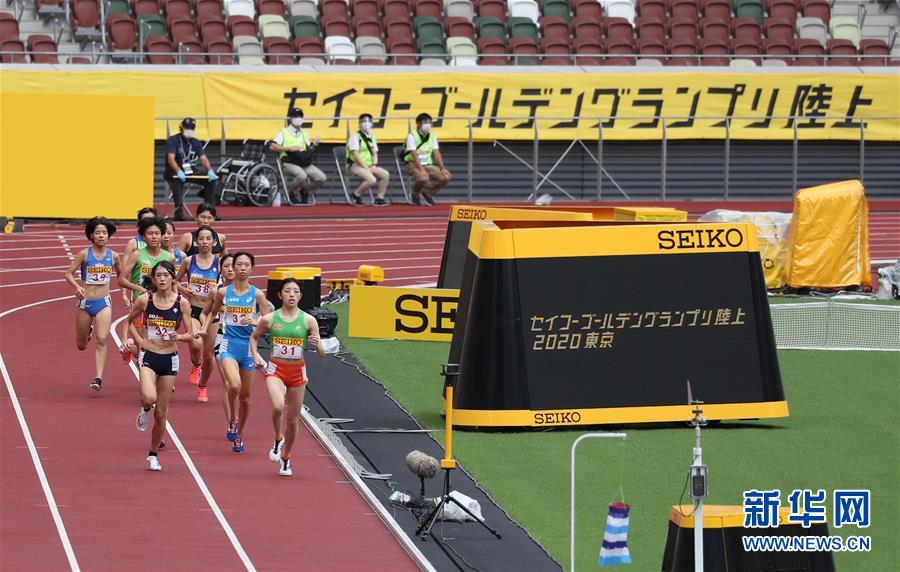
[329,302,899,571]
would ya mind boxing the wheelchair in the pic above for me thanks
[216,139,281,206]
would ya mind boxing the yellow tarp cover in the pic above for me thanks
[787,180,871,288]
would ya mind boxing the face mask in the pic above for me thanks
[290,118,304,128]
[182,129,195,138]
[420,123,432,134]
[360,121,373,134]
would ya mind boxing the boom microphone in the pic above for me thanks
[406,450,439,479]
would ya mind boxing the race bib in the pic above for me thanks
[189,276,216,297]
[272,336,305,360]
[146,317,177,340]
[85,264,112,285]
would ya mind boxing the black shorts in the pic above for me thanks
[191,305,203,321]
[139,350,180,377]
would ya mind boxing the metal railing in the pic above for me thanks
[153,114,900,202]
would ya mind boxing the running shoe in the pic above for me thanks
[136,407,150,432]
[90,378,102,392]
[351,194,363,206]
[189,365,202,385]
[226,421,238,442]
[279,458,292,476]
[147,455,162,471]
[197,386,208,402]
[268,438,284,462]
[299,190,309,205]
[232,435,245,453]
[374,198,387,207]
[423,193,436,206]
[411,196,422,206]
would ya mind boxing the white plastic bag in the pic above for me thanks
[437,491,484,522]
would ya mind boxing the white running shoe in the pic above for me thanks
[147,455,162,471]
[136,407,150,432]
[268,439,284,462]
[278,458,292,476]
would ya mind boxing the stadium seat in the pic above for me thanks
[234,33,263,53]
[477,36,509,63]
[796,16,826,46]
[146,35,175,62]
[446,0,476,20]
[295,35,325,62]
[668,37,698,64]
[829,16,859,48]
[668,17,697,41]
[164,0,192,23]
[383,0,412,18]
[207,38,236,63]
[700,37,728,64]
[476,0,507,21]
[446,16,476,38]
[761,57,786,65]
[859,38,889,66]
[356,35,387,62]
[670,0,698,21]
[260,0,285,15]
[800,0,828,26]
[475,16,507,39]
[637,36,665,60]
[196,0,225,20]
[729,57,756,66]
[605,38,636,64]
[764,17,794,43]
[701,0,730,22]
[323,17,352,36]
[108,13,137,50]
[605,0,635,24]
[169,17,199,43]
[175,38,206,63]
[732,0,762,24]
[325,34,356,61]
[228,15,259,36]
[636,16,665,40]
[731,16,760,42]
[137,13,168,39]
[541,37,572,63]
[414,15,444,40]
[26,34,60,63]
[700,17,729,42]
[133,0,161,16]
[825,37,856,65]
[417,36,446,63]
[225,0,255,17]
[72,0,103,40]
[637,0,666,21]
[509,0,540,23]
[605,17,634,41]
[541,0,572,20]
[412,0,441,17]
[353,15,383,37]
[321,0,349,18]
[264,36,295,62]
[0,38,26,62]
[794,38,824,64]
[200,18,228,42]
[573,0,602,20]
[731,38,760,62]
[572,15,601,40]
[539,16,570,41]
[573,36,602,63]
[386,36,418,63]
[768,0,798,25]
[291,15,321,37]
[509,35,540,63]
[762,37,791,63]
[290,0,318,17]
[385,16,414,40]
[510,16,540,41]
[260,14,291,38]
[446,35,477,63]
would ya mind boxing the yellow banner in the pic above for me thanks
[349,285,459,342]
[1,70,897,141]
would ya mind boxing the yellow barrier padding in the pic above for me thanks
[3,70,897,141]
[0,93,154,220]
[349,285,459,341]
[787,179,871,288]
[357,265,384,282]
[670,506,793,529]
[270,266,322,280]
[613,207,688,221]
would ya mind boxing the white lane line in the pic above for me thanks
[0,266,69,273]
[1,354,81,572]
[107,316,256,572]
[57,236,75,262]
[0,279,67,289]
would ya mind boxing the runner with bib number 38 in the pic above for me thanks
[250,278,325,476]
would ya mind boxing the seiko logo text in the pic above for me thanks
[658,228,744,250]
[455,208,488,220]
[533,411,582,425]
[394,293,457,335]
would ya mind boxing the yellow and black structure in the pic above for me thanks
[447,220,788,427]
[266,266,322,310]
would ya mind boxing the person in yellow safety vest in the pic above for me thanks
[269,107,327,205]
[345,113,390,207]
[404,112,452,206]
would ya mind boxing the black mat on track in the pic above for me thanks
[302,351,562,572]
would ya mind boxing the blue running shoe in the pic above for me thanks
[232,435,245,453]
[411,196,422,206]
[423,193,436,206]
[226,421,238,442]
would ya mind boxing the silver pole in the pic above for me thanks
[467,119,474,202]
[661,121,667,201]
[532,121,539,200]
[792,121,798,192]
[693,422,704,572]
[724,117,730,201]
[596,122,603,202]
[859,121,865,184]
[570,432,627,572]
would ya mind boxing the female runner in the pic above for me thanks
[250,278,324,476]
[203,252,269,453]
[162,220,186,276]
[123,207,158,259]
[119,260,196,471]
[203,254,236,425]
[179,204,226,256]
[175,225,219,400]
[63,217,124,391]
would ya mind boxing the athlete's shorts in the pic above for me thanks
[76,295,111,317]
[139,349,180,377]
[214,332,224,355]
[191,305,204,321]
[265,359,308,388]
[219,336,255,371]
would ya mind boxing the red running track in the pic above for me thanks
[0,218,433,571]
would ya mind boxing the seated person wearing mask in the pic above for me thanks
[164,118,218,221]
[270,107,326,205]
[404,113,451,206]
[345,113,390,206]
